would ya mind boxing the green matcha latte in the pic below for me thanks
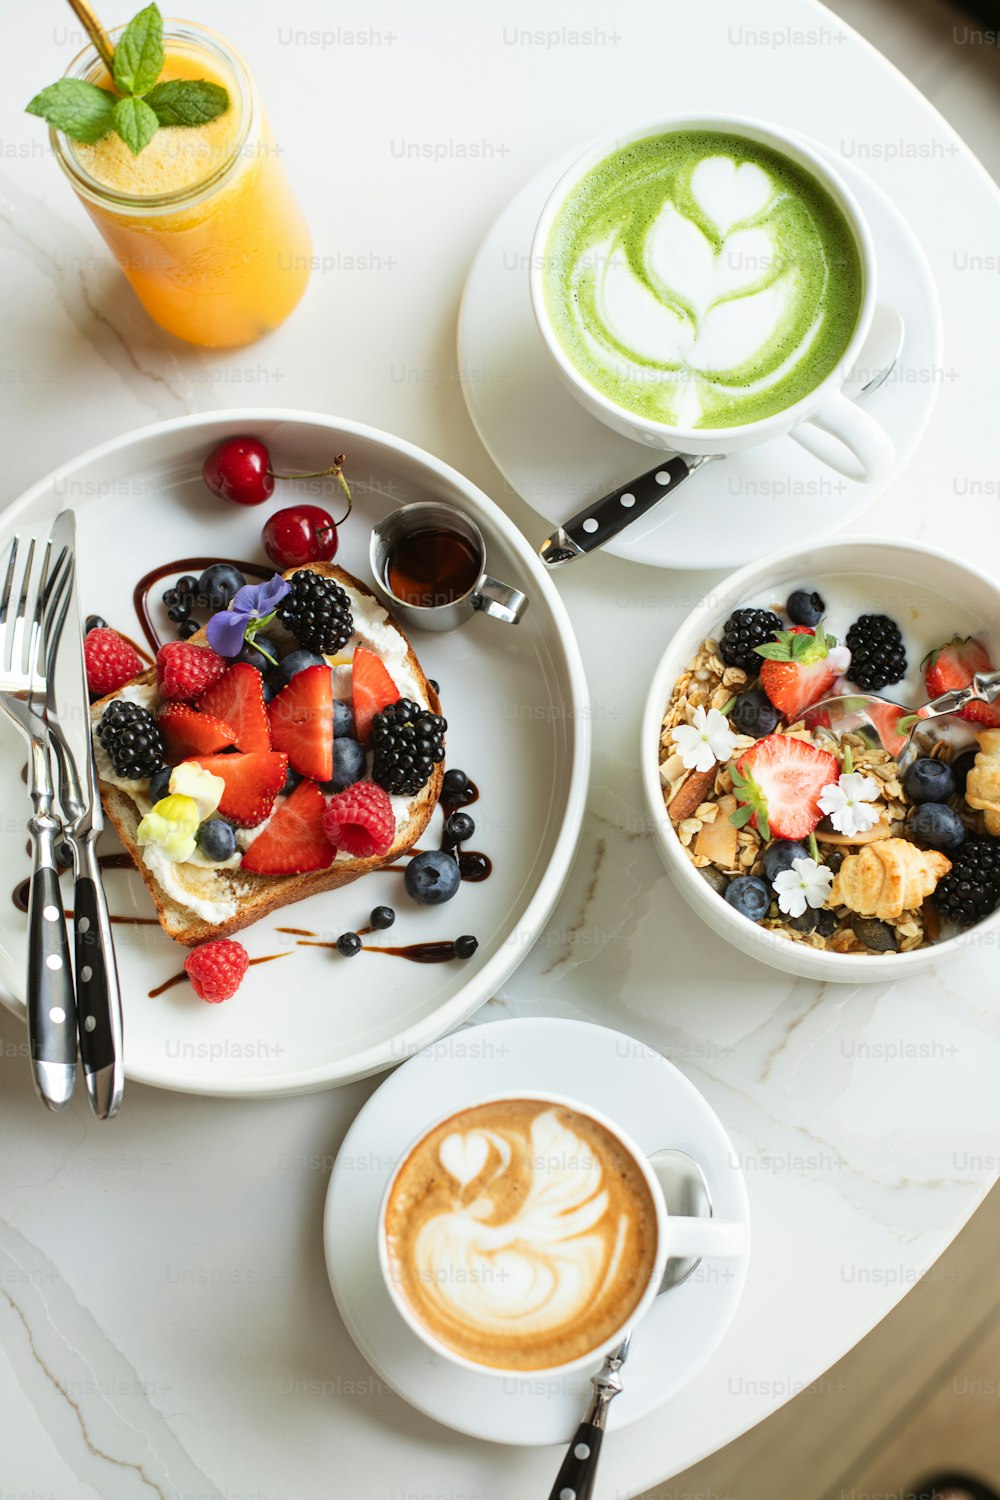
[542,130,864,429]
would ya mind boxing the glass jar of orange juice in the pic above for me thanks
[51,21,311,347]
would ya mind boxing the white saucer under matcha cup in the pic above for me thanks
[529,113,896,482]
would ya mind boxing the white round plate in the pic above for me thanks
[324,1017,751,1445]
[0,411,589,1096]
[458,137,942,570]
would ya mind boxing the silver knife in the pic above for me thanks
[45,511,124,1119]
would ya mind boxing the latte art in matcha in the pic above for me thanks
[542,130,864,428]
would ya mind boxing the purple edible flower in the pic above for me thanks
[206,574,290,660]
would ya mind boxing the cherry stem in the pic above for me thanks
[267,453,353,511]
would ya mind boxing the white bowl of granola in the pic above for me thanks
[641,537,1000,982]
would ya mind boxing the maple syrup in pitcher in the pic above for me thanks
[385,528,481,609]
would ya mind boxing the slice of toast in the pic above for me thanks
[91,562,442,946]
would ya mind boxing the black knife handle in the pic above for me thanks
[546,1421,604,1500]
[73,834,124,1118]
[539,454,700,566]
[26,818,77,1108]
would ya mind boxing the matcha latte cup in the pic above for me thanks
[529,115,895,482]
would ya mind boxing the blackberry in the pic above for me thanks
[845,614,907,692]
[96,699,165,780]
[371,698,446,795]
[934,837,1000,926]
[719,608,781,673]
[278,569,354,654]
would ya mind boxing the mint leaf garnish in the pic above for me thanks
[145,79,229,127]
[113,2,164,96]
[27,2,229,158]
[113,95,158,155]
[25,79,116,143]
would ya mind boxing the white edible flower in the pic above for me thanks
[817,771,881,836]
[672,706,739,774]
[773,857,834,918]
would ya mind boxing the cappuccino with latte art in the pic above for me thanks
[382,1096,659,1371]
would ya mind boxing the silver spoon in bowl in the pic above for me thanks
[545,1149,718,1500]
[801,669,1000,771]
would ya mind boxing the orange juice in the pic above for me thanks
[52,24,310,347]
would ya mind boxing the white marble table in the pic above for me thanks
[2,0,1000,1495]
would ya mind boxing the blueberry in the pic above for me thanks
[724,875,771,922]
[453,934,478,959]
[162,588,181,607]
[271,649,328,690]
[148,765,172,803]
[445,811,475,844]
[167,602,191,623]
[262,676,276,703]
[904,757,956,805]
[336,932,362,957]
[197,563,246,612]
[196,818,237,862]
[84,614,106,634]
[333,699,357,740]
[906,802,966,851]
[177,619,200,639]
[816,909,839,937]
[762,841,808,884]
[237,634,278,673]
[731,690,779,738]
[282,766,302,796]
[824,848,845,874]
[428,678,440,695]
[442,768,469,797]
[329,737,366,792]
[176,575,198,598]
[404,849,461,905]
[370,905,395,930]
[789,908,819,933]
[952,749,977,797]
[787,588,825,628]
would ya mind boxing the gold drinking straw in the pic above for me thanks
[65,0,115,73]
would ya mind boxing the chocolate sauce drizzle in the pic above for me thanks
[132,556,273,652]
[148,951,289,999]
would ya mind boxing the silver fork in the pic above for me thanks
[0,535,77,1110]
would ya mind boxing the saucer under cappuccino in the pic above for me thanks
[383,1097,659,1371]
[542,128,863,429]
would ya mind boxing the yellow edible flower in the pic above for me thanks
[169,761,224,820]
[136,793,200,862]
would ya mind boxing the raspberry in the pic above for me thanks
[322,781,395,859]
[183,939,249,1003]
[156,640,227,701]
[84,627,143,698]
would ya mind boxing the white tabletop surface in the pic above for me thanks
[2,0,1000,1495]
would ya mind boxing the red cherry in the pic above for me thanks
[262,505,339,568]
[202,437,275,506]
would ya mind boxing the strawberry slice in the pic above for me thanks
[757,627,840,721]
[186,751,288,828]
[241,780,332,875]
[158,703,236,760]
[268,664,333,782]
[352,647,399,746]
[731,734,839,842]
[923,636,1000,728]
[197,663,272,752]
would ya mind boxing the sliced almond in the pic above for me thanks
[815,819,893,847]
[668,767,717,823]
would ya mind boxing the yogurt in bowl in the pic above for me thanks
[640,537,1000,983]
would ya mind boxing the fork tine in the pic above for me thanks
[11,537,35,683]
[27,541,54,692]
[0,536,18,676]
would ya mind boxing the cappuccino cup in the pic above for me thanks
[377,1090,746,1377]
[530,114,895,483]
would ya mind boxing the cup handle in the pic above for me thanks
[471,576,528,625]
[666,1215,747,1260]
[789,389,895,482]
